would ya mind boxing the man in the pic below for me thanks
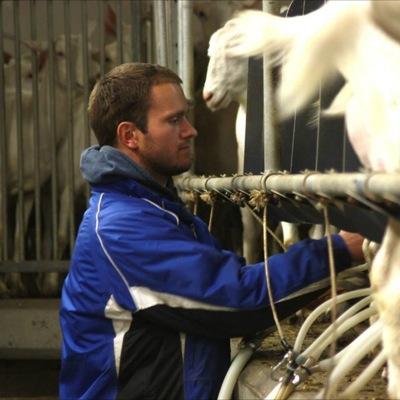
[59,62,364,400]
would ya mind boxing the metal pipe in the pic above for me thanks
[177,0,193,101]
[80,1,90,145]
[116,0,123,65]
[30,0,42,260]
[0,1,8,259]
[97,0,105,77]
[165,0,175,70]
[13,0,25,261]
[46,0,59,259]
[130,1,141,62]
[63,0,75,255]
[80,1,90,202]
[262,0,280,171]
[174,172,400,200]
[153,0,167,66]
[145,18,153,63]
[0,260,69,273]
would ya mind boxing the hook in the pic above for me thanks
[261,170,285,194]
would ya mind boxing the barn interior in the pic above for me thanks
[0,0,398,399]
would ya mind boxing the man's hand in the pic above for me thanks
[338,230,365,263]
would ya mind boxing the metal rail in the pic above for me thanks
[0,261,69,273]
[175,172,400,201]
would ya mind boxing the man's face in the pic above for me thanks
[136,83,197,184]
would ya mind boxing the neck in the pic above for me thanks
[117,144,168,187]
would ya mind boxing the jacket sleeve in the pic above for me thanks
[95,195,352,337]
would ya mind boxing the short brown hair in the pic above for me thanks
[88,63,182,146]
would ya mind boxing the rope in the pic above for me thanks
[317,200,339,400]
[185,190,199,216]
[200,191,216,232]
[262,197,289,350]
[244,202,287,252]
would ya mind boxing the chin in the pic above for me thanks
[171,164,192,176]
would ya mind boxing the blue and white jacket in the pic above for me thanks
[59,145,352,400]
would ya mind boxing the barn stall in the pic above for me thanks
[0,0,397,398]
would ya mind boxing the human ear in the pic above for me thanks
[116,121,140,150]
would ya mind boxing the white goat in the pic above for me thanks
[371,1,400,44]
[38,33,99,297]
[3,66,50,296]
[2,33,99,297]
[203,26,301,263]
[222,2,400,398]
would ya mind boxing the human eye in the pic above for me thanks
[169,115,182,125]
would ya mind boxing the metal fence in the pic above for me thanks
[0,0,194,296]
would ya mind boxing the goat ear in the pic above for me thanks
[104,4,116,38]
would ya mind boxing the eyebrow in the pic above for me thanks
[164,100,194,120]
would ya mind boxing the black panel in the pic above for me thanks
[244,57,264,174]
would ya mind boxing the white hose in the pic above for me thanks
[314,313,378,372]
[299,297,373,361]
[320,320,383,399]
[313,348,347,372]
[340,348,386,398]
[293,288,371,354]
[217,345,254,400]
[301,306,377,362]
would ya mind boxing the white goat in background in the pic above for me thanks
[2,33,99,297]
[222,1,400,398]
[39,33,99,297]
[2,51,51,296]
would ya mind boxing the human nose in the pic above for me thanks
[181,117,198,139]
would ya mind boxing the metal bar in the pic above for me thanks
[81,1,90,141]
[81,0,90,202]
[262,0,280,172]
[0,0,8,259]
[63,0,75,256]
[177,0,193,100]
[175,173,400,200]
[13,0,25,261]
[46,0,58,259]
[97,0,105,77]
[30,0,42,260]
[0,260,69,273]
[116,0,123,65]
[145,18,153,63]
[164,0,175,70]
[130,0,141,62]
[153,0,167,66]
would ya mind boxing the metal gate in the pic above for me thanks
[0,0,194,298]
